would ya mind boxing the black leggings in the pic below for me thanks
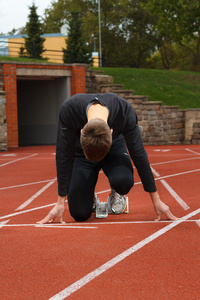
[67,142,134,221]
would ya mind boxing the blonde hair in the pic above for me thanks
[80,118,112,161]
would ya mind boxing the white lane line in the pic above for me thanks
[0,153,38,167]
[196,219,200,227]
[151,167,190,210]
[0,224,97,229]
[15,179,56,211]
[48,208,200,300]
[185,148,200,156]
[0,219,10,228]
[160,180,190,210]
[1,220,200,226]
[0,203,56,220]
[154,168,200,182]
[0,179,56,191]
[153,149,171,152]
[35,225,97,229]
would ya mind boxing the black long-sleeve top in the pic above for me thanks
[56,93,156,196]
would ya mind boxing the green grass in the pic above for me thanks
[92,67,200,109]
[0,55,51,63]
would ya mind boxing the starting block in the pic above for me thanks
[96,200,108,218]
[96,197,129,218]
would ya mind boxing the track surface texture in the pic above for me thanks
[1,145,200,300]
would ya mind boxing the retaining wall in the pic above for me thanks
[0,65,7,151]
[86,67,200,145]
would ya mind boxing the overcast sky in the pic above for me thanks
[0,0,53,35]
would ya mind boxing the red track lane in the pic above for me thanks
[0,145,200,300]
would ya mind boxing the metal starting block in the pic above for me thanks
[96,197,129,219]
[96,200,108,218]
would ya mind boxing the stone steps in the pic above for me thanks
[0,82,4,91]
[100,84,124,93]
[114,89,134,98]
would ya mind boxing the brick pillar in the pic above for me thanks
[2,63,18,147]
[71,65,86,95]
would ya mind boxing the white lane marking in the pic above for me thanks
[151,167,160,177]
[150,156,200,167]
[0,179,56,191]
[160,180,190,210]
[35,225,97,229]
[153,168,200,182]
[0,224,97,229]
[151,167,190,210]
[195,219,200,227]
[0,153,38,167]
[2,154,16,157]
[3,220,199,227]
[185,148,200,156]
[49,208,200,300]
[0,203,56,220]
[153,149,171,152]
[1,219,199,229]
[69,219,200,225]
[0,219,10,228]
[15,179,56,211]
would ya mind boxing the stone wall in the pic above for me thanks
[86,68,199,145]
[192,122,200,144]
[0,65,7,151]
[185,109,200,144]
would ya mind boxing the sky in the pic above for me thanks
[0,0,53,35]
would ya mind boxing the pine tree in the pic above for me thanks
[25,3,45,59]
[63,11,91,64]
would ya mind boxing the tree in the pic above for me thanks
[63,11,91,64]
[24,3,46,59]
[143,0,200,71]
[43,0,159,68]
[120,0,158,68]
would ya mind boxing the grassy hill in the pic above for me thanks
[93,67,200,109]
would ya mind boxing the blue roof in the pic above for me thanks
[0,33,66,39]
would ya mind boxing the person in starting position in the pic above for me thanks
[37,93,178,224]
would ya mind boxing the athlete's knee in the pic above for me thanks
[110,175,134,195]
[70,207,91,222]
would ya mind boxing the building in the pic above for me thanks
[0,33,99,65]
[0,33,67,63]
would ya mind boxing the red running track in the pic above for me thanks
[0,145,200,300]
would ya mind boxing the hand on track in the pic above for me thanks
[37,202,66,224]
[154,199,179,222]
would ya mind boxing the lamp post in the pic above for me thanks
[98,0,102,67]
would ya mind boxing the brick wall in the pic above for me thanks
[1,62,86,148]
[0,65,7,151]
[2,64,18,147]
[71,65,86,95]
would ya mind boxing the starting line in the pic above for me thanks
[1,218,200,229]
